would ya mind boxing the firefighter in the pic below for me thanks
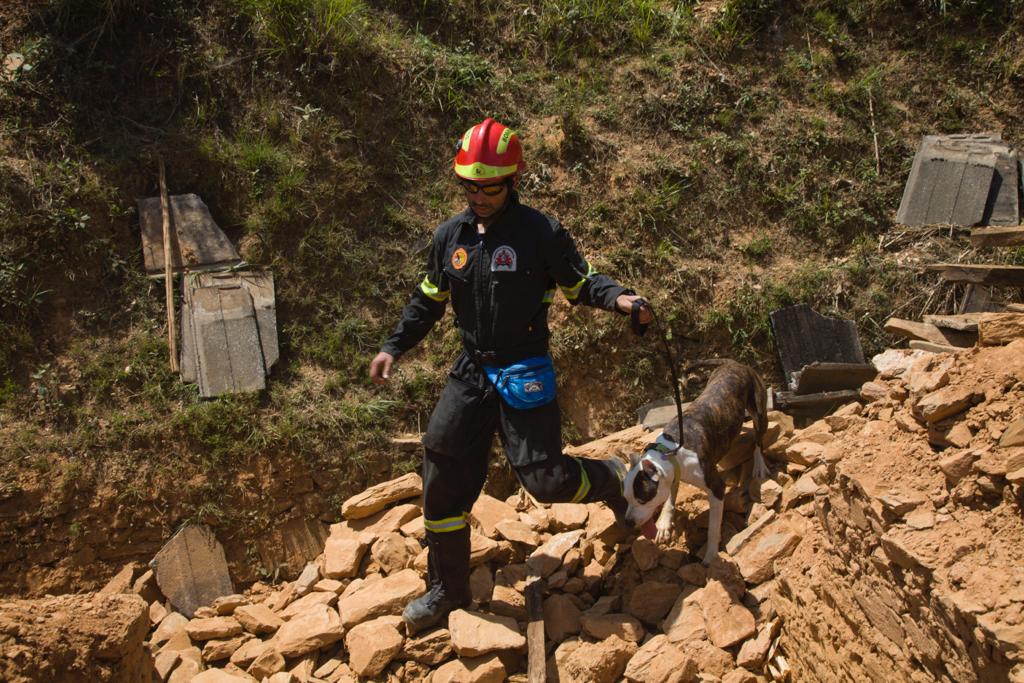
[369,117,651,635]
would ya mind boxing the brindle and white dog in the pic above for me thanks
[623,359,770,564]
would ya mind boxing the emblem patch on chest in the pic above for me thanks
[451,247,468,270]
[491,245,517,272]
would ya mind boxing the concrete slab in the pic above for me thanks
[138,194,240,274]
[150,525,234,618]
[192,286,266,397]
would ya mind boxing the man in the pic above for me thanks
[369,117,651,635]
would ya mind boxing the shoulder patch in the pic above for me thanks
[451,247,468,270]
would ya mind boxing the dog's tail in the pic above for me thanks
[748,367,768,447]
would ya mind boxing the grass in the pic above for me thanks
[0,0,1021,584]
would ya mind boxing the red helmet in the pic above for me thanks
[453,118,525,181]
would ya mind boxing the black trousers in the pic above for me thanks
[420,352,615,533]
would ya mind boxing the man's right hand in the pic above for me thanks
[369,351,395,384]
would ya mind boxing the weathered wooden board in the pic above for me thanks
[970,227,1024,247]
[526,579,546,683]
[769,305,866,391]
[151,525,234,618]
[793,362,877,395]
[921,313,985,332]
[908,340,965,354]
[773,389,860,409]
[139,193,240,274]
[884,317,977,347]
[926,264,1024,287]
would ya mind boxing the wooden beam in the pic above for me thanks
[883,318,977,347]
[159,158,179,373]
[970,226,1024,248]
[773,389,860,409]
[925,264,1024,287]
[909,340,965,354]
[526,578,547,683]
[921,313,984,332]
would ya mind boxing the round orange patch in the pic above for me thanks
[451,247,468,270]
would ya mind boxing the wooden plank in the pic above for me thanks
[159,159,179,374]
[526,578,547,683]
[959,284,993,314]
[921,313,984,332]
[773,390,860,409]
[769,304,865,390]
[970,227,1024,247]
[909,340,964,354]
[793,362,877,395]
[1006,303,1024,313]
[883,318,977,347]
[925,264,1024,287]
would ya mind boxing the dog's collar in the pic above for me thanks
[642,434,682,492]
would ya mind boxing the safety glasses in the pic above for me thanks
[460,179,507,196]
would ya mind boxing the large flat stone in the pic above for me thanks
[449,610,525,656]
[274,604,344,658]
[341,473,422,520]
[338,568,424,628]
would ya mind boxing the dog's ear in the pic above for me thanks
[641,458,660,481]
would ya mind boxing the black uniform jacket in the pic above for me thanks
[381,193,628,365]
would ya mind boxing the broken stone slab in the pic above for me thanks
[323,533,375,579]
[151,525,234,619]
[725,510,776,556]
[734,523,803,584]
[581,613,645,643]
[185,616,243,641]
[449,609,526,657]
[201,633,253,663]
[345,616,405,678]
[700,580,756,649]
[470,530,502,566]
[233,603,283,635]
[626,581,682,625]
[274,604,344,658]
[338,568,425,628]
[404,628,454,665]
[631,537,661,572]
[494,519,540,546]
[370,531,419,575]
[294,563,320,596]
[489,584,528,620]
[527,529,585,577]
[736,619,781,669]
[561,635,638,683]
[278,591,337,621]
[470,494,518,537]
[999,417,1024,448]
[430,654,506,683]
[99,563,140,595]
[247,647,286,679]
[622,634,698,683]
[913,384,979,423]
[548,503,588,531]
[543,593,582,643]
[341,472,422,520]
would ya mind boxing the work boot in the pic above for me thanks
[585,457,630,526]
[403,527,471,635]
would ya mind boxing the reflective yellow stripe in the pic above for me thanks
[424,514,467,533]
[454,161,519,179]
[420,275,450,302]
[496,127,514,154]
[558,262,597,301]
[461,128,473,152]
[542,288,555,304]
[570,459,591,503]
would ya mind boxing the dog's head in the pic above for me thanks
[622,450,674,528]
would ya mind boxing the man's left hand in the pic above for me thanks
[616,294,652,324]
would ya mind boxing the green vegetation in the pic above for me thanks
[0,0,1022,581]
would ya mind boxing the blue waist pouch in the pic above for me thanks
[483,355,557,410]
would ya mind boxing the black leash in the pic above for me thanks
[631,299,685,441]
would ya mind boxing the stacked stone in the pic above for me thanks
[144,424,809,682]
[773,340,1024,682]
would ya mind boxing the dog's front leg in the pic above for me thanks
[702,493,724,565]
[654,486,676,544]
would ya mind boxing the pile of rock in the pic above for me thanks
[773,340,1024,681]
[141,421,816,682]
